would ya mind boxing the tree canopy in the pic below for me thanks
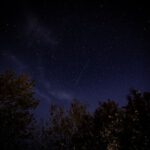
[0,71,38,149]
[0,71,150,150]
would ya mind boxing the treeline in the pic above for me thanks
[0,71,150,150]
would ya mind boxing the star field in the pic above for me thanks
[0,1,150,118]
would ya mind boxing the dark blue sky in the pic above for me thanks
[0,1,150,118]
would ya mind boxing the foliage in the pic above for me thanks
[0,71,150,150]
[94,100,123,150]
[0,71,38,149]
[121,90,150,150]
[43,91,150,150]
[41,100,93,150]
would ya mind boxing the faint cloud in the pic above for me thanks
[51,90,73,100]
[35,89,51,103]
[25,15,58,47]
[1,52,28,71]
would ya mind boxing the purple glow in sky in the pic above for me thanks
[0,1,150,119]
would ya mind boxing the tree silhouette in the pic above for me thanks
[121,90,150,150]
[1,71,150,150]
[94,100,123,150]
[42,100,94,150]
[0,71,38,150]
[42,91,150,150]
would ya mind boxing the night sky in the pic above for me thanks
[0,1,150,118]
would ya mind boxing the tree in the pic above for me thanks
[42,100,94,150]
[94,100,123,150]
[68,100,94,150]
[0,71,38,150]
[121,90,150,150]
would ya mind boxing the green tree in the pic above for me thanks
[0,71,38,150]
